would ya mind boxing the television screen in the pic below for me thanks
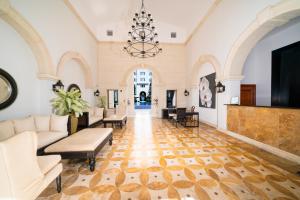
[271,41,300,108]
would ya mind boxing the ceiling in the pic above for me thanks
[68,0,216,43]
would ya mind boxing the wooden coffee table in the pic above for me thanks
[103,115,127,128]
[44,128,113,171]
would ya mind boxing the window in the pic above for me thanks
[141,85,145,88]
[149,72,152,76]
[134,72,137,75]
[149,78,152,82]
[134,78,136,82]
[140,72,145,75]
[140,78,145,81]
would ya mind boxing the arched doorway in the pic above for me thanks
[134,69,152,110]
[120,64,163,117]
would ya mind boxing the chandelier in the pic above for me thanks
[124,0,162,58]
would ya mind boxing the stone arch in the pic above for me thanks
[119,63,164,86]
[223,0,300,79]
[0,0,56,80]
[57,51,94,89]
[190,54,222,86]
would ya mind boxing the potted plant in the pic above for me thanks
[96,95,107,117]
[51,89,88,134]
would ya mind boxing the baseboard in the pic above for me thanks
[218,128,300,165]
[199,119,217,128]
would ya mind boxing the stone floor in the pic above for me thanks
[38,113,300,200]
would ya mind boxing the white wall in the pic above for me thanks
[0,20,41,120]
[186,0,281,129]
[60,60,94,104]
[0,0,97,120]
[242,18,300,106]
[189,63,217,126]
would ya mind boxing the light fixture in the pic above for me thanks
[52,80,64,92]
[94,89,100,97]
[216,81,225,93]
[123,0,162,58]
[184,89,190,96]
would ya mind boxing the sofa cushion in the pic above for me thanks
[37,131,68,149]
[94,107,104,117]
[37,155,61,174]
[0,120,15,141]
[34,116,50,132]
[50,115,68,133]
[13,117,36,134]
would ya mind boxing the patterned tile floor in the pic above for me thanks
[38,113,300,200]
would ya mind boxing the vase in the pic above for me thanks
[70,115,78,134]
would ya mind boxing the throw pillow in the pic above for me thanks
[50,115,68,132]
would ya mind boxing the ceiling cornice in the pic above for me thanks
[184,0,222,45]
[63,0,98,42]
[97,40,186,46]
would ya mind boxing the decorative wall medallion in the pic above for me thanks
[0,68,18,110]
[199,73,216,108]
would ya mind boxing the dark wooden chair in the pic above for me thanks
[173,108,187,127]
[167,108,176,121]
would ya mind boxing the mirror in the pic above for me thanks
[107,89,118,109]
[166,90,177,108]
[0,69,18,110]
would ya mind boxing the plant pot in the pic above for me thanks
[70,115,78,134]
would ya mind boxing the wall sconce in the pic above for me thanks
[216,81,225,93]
[52,80,64,92]
[94,89,100,96]
[184,89,190,96]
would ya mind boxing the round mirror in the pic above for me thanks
[0,69,18,110]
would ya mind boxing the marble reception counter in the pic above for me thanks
[227,105,300,156]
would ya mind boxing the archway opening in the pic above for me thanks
[133,69,152,110]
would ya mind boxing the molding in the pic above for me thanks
[37,73,59,81]
[119,64,165,86]
[0,0,56,80]
[57,51,94,89]
[223,0,300,79]
[199,119,217,128]
[184,0,222,45]
[218,128,300,165]
[63,0,98,42]
[189,54,222,86]
[98,40,186,46]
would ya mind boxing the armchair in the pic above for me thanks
[0,131,62,200]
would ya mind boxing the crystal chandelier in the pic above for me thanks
[124,0,162,58]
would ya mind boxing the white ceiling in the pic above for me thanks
[68,0,215,43]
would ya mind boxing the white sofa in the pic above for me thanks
[87,107,104,126]
[0,131,62,200]
[0,115,69,149]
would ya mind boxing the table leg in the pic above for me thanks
[89,154,96,172]
[104,122,107,128]
[56,175,61,193]
[109,137,113,145]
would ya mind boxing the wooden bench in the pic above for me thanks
[103,115,127,128]
[44,128,113,171]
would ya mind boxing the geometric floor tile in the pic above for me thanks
[38,115,300,200]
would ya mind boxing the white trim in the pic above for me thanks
[218,128,300,164]
[199,119,217,128]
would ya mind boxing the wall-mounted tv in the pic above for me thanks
[271,41,300,108]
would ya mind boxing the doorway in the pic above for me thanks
[134,69,152,109]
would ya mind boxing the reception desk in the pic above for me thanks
[227,105,300,156]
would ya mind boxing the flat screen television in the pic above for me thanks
[271,41,300,108]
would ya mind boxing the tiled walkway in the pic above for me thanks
[38,113,300,199]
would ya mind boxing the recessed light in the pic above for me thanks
[107,30,113,36]
[171,32,176,38]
